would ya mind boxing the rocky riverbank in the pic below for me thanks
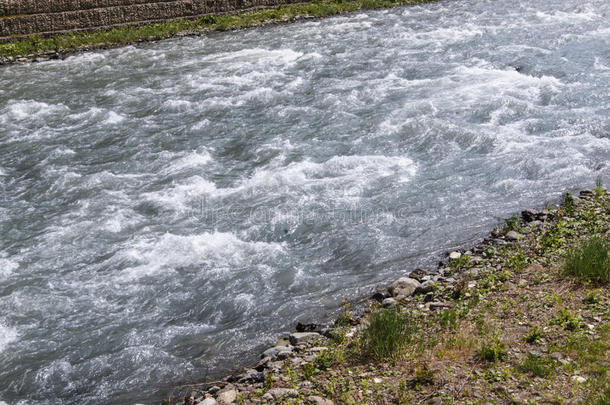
[159,186,610,405]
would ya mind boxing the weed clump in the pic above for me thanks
[518,353,553,377]
[359,308,414,362]
[524,326,543,344]
[476,335,506,362]
[563,236,610,283]
[562,192,575,214]
[504,215,523,233]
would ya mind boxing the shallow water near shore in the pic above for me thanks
[0,0,609,403]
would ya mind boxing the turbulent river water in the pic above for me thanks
[1,0,609,403]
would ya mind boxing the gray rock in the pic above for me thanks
[217,389,237,405]
[382,297,397,307]
[448,251,461,260]
[308,396,334,405]
[289,332,320,346]
[428,301,451,310]
[389,277,420,297]
[261,345,292,359]
[238,368,264,383]
[267,388,299,399]
[414,284,434,295]
[208,386,221,394]
[276,350,293,360]
[521,209,538,222]
[505,231,523,241]
[200,398,217,405]
[408,268,429,282]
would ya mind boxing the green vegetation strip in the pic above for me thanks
[0,0,439,60]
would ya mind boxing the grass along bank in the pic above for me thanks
[170,184,610,404]
[0,0,439,62]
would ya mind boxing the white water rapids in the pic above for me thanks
[0,0,609,403]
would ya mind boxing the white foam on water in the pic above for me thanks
[228,155,417,198]
[208,48,304,65]
[0,322,18,352]
[534,9,598,23]
[161,150,213,175]
[162,99,194,112]
[142,175,218,212]
[119,232,285,280]
[3,100,69,122]
[0,257,18,279]
[103,111,125,125]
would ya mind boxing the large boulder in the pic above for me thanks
[389,277,420,298]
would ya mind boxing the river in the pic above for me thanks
[0,0,609,403]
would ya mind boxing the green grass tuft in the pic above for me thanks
[476,335,506,362]
[359,308,414,362]
[518,353,553,377]
[563,236,610,283]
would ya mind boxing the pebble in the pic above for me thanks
[200,398,217,405]
[261,345,292,359]
[449,251,461,260]
[217,389,237,405]
[308,396,334,405]
[382,297,397,307]
[267,388,299,399]
[289,332,321,346]
[505,231,523,241]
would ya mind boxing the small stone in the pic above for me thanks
[262,345,292,359]
[373,377,382,384]
[571,375,587,383]
[423,292,434,302]
[449,251,461,260]
[276,350,293,360]
[524,263,545,274]
[238,368,264,383]
[505,231,523,241]
[426,398,442,405]
[428,301,451,310]
[389,277,420,297]
[208,386,221,394]
[296,322,322,333]
[408,268,429,282]
[550,352,563,362]
[371,288,390,302]
[414,284,434,295]
[289,332,321,346]
[382,297,397,307]
[522,209,538,222]
[217,389,237,405]
[262,393,273,401]
[200,398,217,405]
[267,388,299,399]
[308,396,334,405]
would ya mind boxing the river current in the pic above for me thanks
[0,0,609,403]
